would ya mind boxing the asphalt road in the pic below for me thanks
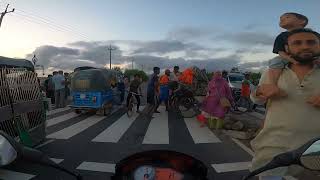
[1,103,262,180]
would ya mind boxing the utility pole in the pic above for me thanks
[107,45,116,69]
[32,55,38,66]
[0,4,15,28]
[131,58,134,69]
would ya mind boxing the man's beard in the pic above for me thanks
[290,52,320,65]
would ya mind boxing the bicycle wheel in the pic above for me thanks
[169,95,178,110]
[235,97,251,113]
[126,98,134,117]
[178,97,200,118]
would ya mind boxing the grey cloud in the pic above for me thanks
[243,23,266,30]
[235,48,268,54]
[27,44,122,71]
[68,41,102,49]
[167,27,215,41]
[27,38,270,73]
[26,45,80,67]
[133,40,207,55]
[216,31,275,46]
[80,45,123,65]
[131,54,241,73]
[239,61,269,72]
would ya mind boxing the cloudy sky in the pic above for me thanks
[0,0,319,74]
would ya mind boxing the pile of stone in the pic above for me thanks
[222,116,261,140]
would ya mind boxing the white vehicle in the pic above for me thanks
[227,73,244,99]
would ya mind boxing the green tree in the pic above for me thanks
[124,69,148,82]
[206,72,214,80]
[250,72,262,85]
[112,67,122,72]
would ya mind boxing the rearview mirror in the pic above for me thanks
[0,134,18,166]
[300,140,320,170]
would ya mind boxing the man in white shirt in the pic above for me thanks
[170,66,181,81]
[52,70,66,108]
[250,28,320,179]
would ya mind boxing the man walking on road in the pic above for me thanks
[250,28,320,180]
[147,67,160,113]
[159,69,171,111]
[44,74,55,104]
[52,71,66,108]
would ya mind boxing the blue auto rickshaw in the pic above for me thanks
[70,68,123,115]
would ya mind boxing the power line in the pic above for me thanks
[0,2,92,41]
[13,11,91,40]
[9,12,86,40]
[15,9,91,39]
[9,12,91,42]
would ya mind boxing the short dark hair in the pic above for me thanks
[134,74,140,78]
[174,66,179,70]
[286,28,320,44]
[284,12,308,27]
[153,67,160,71]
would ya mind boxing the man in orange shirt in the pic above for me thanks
[159,69,171,111]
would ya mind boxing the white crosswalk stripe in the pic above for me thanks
[50,158,64,164]
[46,107,71,116]
[92,106,145,143]
[212,161,251,173]
[47,115,106,139]
[46,112,79,127]
[76,162,115,173]
[143,106,169,144]
[184,117,221,144]
[0,169,35,180]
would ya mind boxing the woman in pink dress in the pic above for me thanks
[200,71,234,127]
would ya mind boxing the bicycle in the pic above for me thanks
[126,91,143,117]
[169,83,201,118]
[229,95,253,114]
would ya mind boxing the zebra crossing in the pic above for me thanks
[45,105,223,145]
[0,105,270,180]
[142,106,169,144]
[92,107,143,143]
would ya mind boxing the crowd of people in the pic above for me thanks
[44,70,71,109]
[124,12,320,180]
[34,10,320,180]
[142,65,237,126]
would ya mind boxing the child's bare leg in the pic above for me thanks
[267,68,287,97]
[268,68,281,85]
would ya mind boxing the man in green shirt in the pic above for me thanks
[250,28,320,179]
